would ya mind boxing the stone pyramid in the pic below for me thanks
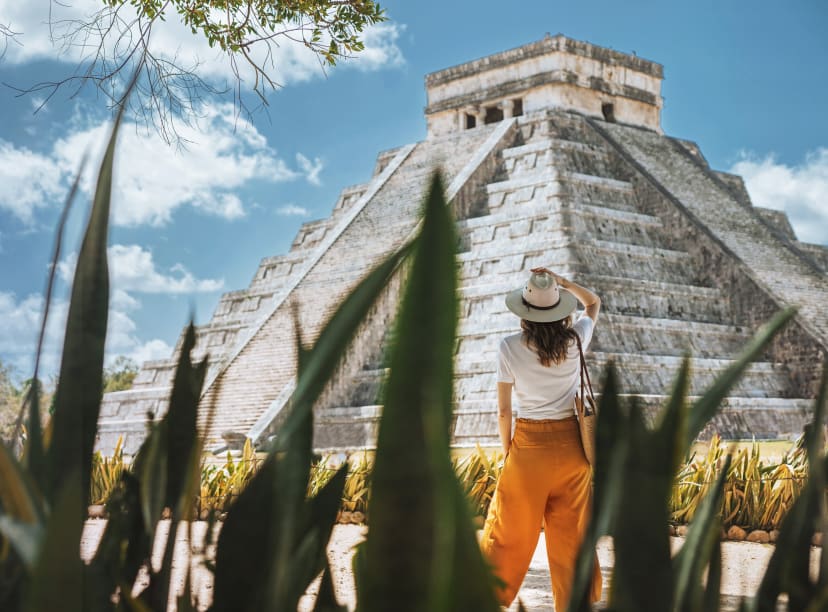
[97,35,828,455]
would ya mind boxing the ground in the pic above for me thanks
[80,521,819,610]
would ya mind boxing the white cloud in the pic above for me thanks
[0,289,172,379]
[0,104,321,227]
[276,203,310,217]
[0,1,405,85]
[59,244,224,294]
[296,153,324,186]
[731,149,828,245]
[355,22,406,71]
[0,141,66,222]
[0,292,65,377]
[57,105,304,226]
[129,338,173,365]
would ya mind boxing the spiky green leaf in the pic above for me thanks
[46,107,126,506]
[673,454,730,612]
[361,172,498,611]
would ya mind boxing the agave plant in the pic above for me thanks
[453,445,503,518]
[89,436,127,506]
[567,323,828,611]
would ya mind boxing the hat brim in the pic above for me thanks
[505,288,578,323]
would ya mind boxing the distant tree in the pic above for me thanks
[0,360,20,445]
[20,0,386,142]
[103,356,139,393]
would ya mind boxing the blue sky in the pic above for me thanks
[0,0,826,382]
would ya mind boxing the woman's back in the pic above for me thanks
[496,314,594,420]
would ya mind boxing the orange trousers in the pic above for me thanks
[480,416,603,609]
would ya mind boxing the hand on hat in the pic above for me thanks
[530,267,568,288]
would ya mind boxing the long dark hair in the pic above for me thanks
[521,317,579,367]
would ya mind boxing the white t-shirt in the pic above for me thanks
[496,314,595,420]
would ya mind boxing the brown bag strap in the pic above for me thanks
[574,334,596,412]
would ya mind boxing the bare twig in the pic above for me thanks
[4,0,385,144]
[0,22,22,61]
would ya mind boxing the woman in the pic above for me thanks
[480,267,603,609]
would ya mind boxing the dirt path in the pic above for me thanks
[81,520,820,610]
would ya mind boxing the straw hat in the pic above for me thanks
[505,272,577,323]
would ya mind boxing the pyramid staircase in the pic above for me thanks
[311,110,827,450]
[97,108,827,455]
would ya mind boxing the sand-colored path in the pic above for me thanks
[81,520,819,610]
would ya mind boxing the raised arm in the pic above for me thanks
[531,268,601,323]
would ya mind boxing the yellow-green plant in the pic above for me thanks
[341,452,371,513]
[670,435,811,531]
[453,445,503,517]
[89,436,127,505]
[199,439,260,512]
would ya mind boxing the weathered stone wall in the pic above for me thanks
[589,120,826,400]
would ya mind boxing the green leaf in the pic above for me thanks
[609,397,674,611]
[25,158,86,489]
[686,307,796,445]
[25,473,84,612]
[46,105,126,507]
[0,442,42,524]
[212,457,278,612]
[360,172,498,611]
[85,473,150,610]
[301,465,348,588]
[215,223,412,611]
[673,454,730,612]
[702,537,723,612]
[164,323,207,510]
[0,517,42,569]
[568,365,629,612]
[753,365,828,611]
[352,540,367,608]
[274,239,413,448]
[136,422,168,538]
[655,355,692,477]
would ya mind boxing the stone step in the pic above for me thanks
[343,344,791,413]
[486,170,633,198]
[452,353,792,403]
[132,361,177,388]
[486,169,639,213]
[455,314,752,359]
[457,202,663,252]
[501,138,601,160]
[458,246,577,283]
[313,405,382,449]
[502,138,617,177]
[310,393,813,451]
[571,240,698,286]
[582,274,730,323]
[459,273,730,328]
[451,396,812,445]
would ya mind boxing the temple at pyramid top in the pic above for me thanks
[424,34,664,137]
